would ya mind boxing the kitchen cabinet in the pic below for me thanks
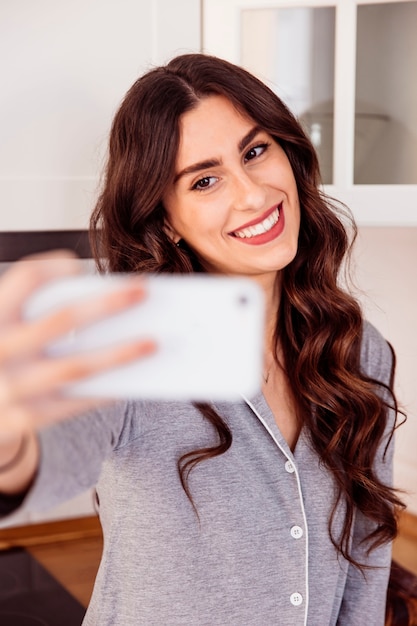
[203,0,417,225]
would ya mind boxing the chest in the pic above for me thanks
[262,370,301,451]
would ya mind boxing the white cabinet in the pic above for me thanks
[203,0,417,226]
[0,0,200,232]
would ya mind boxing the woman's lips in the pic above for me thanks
[229,203,284,245]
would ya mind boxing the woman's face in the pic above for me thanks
[163,95,301,285]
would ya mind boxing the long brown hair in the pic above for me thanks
[90,53,403,566]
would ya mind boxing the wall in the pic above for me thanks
[0,0,200,232]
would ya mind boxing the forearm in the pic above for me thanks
[337,539,391,625]
[0,431,39,495]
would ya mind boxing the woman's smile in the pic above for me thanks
[229,202,283,244]
[163,95,300,282]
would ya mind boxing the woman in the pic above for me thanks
[1,54,403,625]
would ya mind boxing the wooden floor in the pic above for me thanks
[1,512,417,609]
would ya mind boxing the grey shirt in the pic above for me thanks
[17,322,394,625]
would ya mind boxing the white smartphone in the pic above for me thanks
[23,273,264,401]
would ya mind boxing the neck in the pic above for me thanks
[256,272,282,377]
[237,271,282,378]
[263,274,281,349]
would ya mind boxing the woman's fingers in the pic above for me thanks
[0,338,156,408]
[0,253,155,436]
[0,251,82,324]
[0,280,148,365]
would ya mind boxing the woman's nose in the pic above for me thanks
[231,170,267,212]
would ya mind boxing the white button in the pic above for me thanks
[290,592,303,606]
[290,525,303,539]
[285,460,295,473]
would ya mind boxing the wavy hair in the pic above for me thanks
[90,53,403,566]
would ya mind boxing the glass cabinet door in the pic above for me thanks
[355,1,417,184]
[241,6,336,184]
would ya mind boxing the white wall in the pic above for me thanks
[0,0,200,231]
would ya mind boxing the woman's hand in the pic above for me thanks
[0,251,155,493]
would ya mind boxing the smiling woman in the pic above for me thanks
[0,53,405,626]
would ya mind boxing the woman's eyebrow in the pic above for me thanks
[174,125,263,184]
[174,159,220,184]
[238,126,262,152]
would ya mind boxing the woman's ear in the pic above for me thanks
[163,218,181,245]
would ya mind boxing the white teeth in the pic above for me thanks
[233,207,280,239]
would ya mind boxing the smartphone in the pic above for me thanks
[23,273,264,401]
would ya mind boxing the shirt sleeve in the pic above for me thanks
[337,323,397,625]
[336,499,393,625]
[0,400,130,519]
[336,426,394,625]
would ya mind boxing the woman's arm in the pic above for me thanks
[0,251,154,496]
[336,509,393,624]
[337,326,398,624]
[337,409,395,624]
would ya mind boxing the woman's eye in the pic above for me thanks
[245,143,268,162]
[192,176,217,191]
